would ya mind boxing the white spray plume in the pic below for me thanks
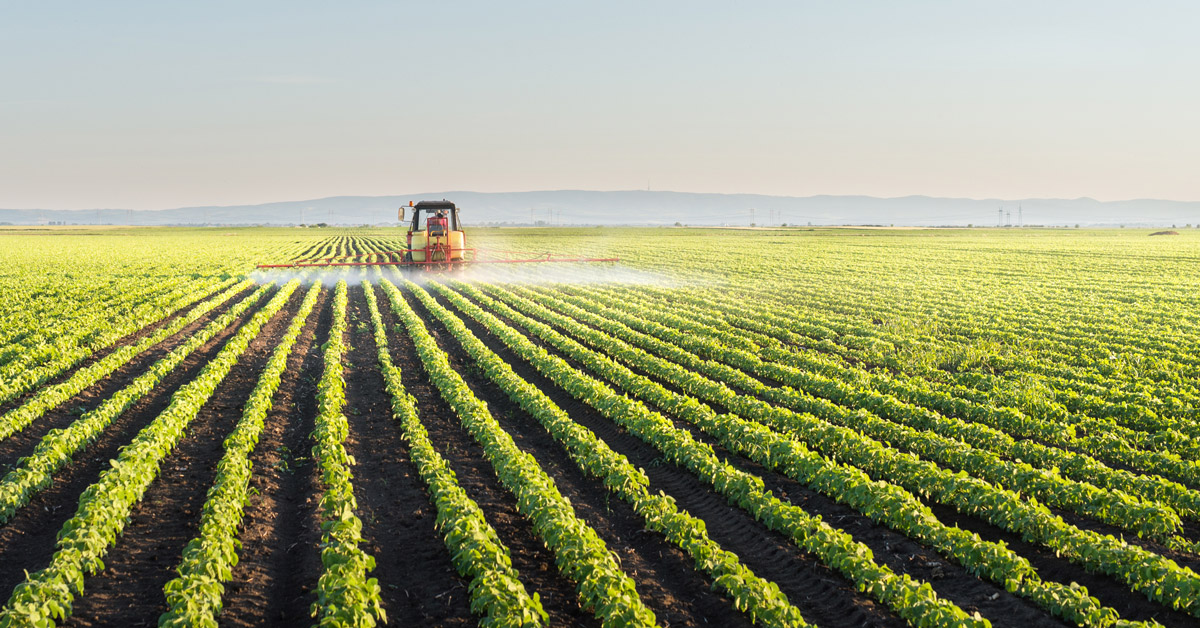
[249,262,678,288]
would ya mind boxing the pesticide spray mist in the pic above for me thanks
[249,262,679,289]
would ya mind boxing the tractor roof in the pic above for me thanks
[414,200,457,211]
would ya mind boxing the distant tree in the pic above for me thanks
[674,221,682,227]
[1074,224,1080,228]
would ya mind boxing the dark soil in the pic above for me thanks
[384,285,601,628]
[0,286,274,603]
[339,286,475,626]
[548,318,1068,624]
[501,284,1200,628]
[0,282,250,419]
[3,270,1194,628]
[0,285,257,471]
[435,282,907,628]
[413,286,756,627]
[64,286,305,627]
[219,286,329,627]
[926,500,1200,628]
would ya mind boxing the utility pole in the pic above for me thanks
[750,208,756,226]
[997,207,1003,227]
[1005,210,1011,227]
[1018,205,1023,227]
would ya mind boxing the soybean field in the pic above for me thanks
[1,226,1199,628]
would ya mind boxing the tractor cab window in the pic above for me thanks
[428,211,449,236]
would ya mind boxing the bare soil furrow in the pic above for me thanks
[0,288,272,600]
[387,286,601,628]
[63,287,304,627]
[445,286,906,628]
[219,287,329,627]
[417,287,755,628]
[341,286,475,626]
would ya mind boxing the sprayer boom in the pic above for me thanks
[256,199,619,270]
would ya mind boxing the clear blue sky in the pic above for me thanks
[3,1,1198,209]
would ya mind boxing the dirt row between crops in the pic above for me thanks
[383,285,601,627]
[421,283,913,628]
[0,281,251,421]
[336,287,477,626]
[486,284,1200,628]
[0,285,259,471]
[2,272,1194,627]
[408,285,761,628]
[64,286,308,626]
[0,285,276,604]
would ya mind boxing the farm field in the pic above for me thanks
[0,225,1198,627]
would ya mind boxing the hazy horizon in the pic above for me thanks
[8,188,1200,213]
[4,1,1199,209]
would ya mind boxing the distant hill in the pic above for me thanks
[3,190,1200,227]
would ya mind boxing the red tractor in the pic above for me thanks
[257,199,618,270]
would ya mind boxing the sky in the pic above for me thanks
[2,1,1199,209]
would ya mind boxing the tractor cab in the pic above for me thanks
[256,197,620,270]
[398,200,467,264]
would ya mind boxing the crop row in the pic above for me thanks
[692,276,1200,432]
[463,281,1151,627]
[0,275,198,371]
[406,280,808,626]
[618,283,1200,477]
[483,284,1200,617]
[309,279,386,627]
[381,277,659,627]
[436,281,990,628]
[158,281,321,627]
[0,284,272,524]
[0,279,298,627]
[531,285,1194,540]
[362,278,548,628]
[0,278,239,407]
[0,280,252,443]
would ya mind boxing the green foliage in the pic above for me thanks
[439,281,989,628]
[411,280,807,627]
[0,280,299,626]
[309,280,386,627]
[381,277,658,627]
[363,278,547,627]
[159,281,321,627]
[0,285,272,525]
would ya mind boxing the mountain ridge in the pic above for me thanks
[4,190,1199,227]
